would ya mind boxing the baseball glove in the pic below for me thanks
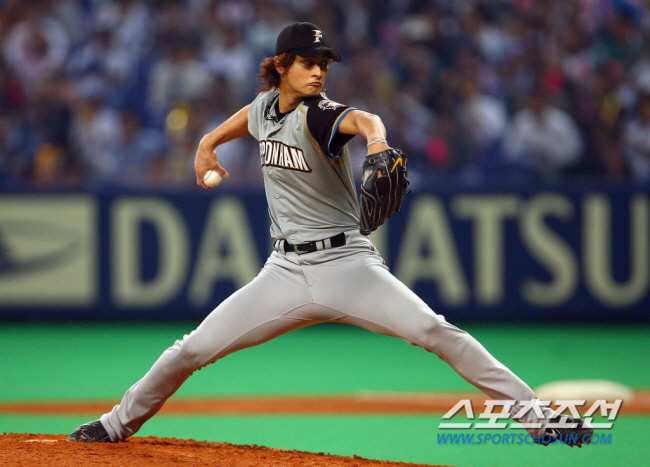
[359,148,409,235]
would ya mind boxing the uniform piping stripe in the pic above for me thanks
[327,107,356,159]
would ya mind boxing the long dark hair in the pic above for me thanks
[257,52,295,92]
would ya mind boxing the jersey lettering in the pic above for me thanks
[260,140,312,172]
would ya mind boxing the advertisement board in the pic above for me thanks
[1,183,647,322]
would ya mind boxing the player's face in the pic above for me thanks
[284,54,332,97]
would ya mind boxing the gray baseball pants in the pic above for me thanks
[101,230,551,441]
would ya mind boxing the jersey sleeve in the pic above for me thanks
[304,97,356,159]
[248,91,274,141]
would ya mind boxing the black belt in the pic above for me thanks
[282,232,346,255]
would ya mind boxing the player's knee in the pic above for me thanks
[415,314,462,353]
[179,336,214,370]
[408,314,442,350]
[163,334,212,374]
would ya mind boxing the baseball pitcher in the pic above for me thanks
[69,21,592,448]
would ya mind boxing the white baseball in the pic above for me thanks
[203,170,223,187]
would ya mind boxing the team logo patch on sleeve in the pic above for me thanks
[318,99,344,111]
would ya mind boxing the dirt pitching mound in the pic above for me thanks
[0,433,450,467]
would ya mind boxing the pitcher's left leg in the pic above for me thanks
[320,252,551,435]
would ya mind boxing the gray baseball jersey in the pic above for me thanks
[248,90,359,243]
[99,90,554,442]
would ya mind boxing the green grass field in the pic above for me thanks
[1,321,648,467]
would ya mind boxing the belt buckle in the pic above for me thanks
[293,244,308,255]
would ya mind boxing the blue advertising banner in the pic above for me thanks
[1,182,648,322]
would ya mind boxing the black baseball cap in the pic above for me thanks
[275,21,341,62]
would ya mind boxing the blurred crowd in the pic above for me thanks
[1,0,650,191]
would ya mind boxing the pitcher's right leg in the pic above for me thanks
[99,253,315,441]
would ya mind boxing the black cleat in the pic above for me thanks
[534,415,593,447]
[67,420,112,443]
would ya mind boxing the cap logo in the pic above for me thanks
[313,30,323,43]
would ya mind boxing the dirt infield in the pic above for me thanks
[0,433,448,467]
[2,391,644,466]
